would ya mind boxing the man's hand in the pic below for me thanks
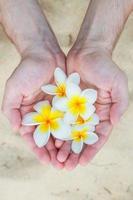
[56,48,128,170]
[2,51,65,169]
[0,0,67,169]
[56,0,132,170]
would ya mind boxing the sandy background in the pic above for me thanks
[0,0,133,200]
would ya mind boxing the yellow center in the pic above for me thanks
[56,83,66,97]
[67,95,87,115]
[76,115,93,125]
[71,129,88,142]
[33,105,63,133]
[76,116,85,125]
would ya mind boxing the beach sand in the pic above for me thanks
[0,1,133,199]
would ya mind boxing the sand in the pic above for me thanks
[0,0,133,199]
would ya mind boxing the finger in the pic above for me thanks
[22,132,50,164]
[19,105,35,135]
[95,103,111,121]
[8,109,21,132]
[79,121,112,166]
[19,126,35,136]
[22,92,45,106]
[46,137,64,169]
[110,72,129,124]
[20,104,34,116]
[55,139,64,148]
[2,86,23,132]
[57,141,71,163]
[65,153,79,170]
[97,89,112,104]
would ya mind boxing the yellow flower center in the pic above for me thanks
[42,116,59,132]
[56,83,66,97]
[67,95,87,115]
[33,105,63,133]
[71,129,88,142]
[76,116,93,125]
[76,116,85,125]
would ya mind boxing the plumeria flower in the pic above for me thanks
[53,124,99,154]
[53,82,97,124]
[41,67,80,102]
[22,100,71,147]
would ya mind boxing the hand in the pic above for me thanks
[56,47,128,170]
[2,49,65,169]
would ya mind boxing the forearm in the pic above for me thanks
[0,0,60,56]
[72,0,133,53]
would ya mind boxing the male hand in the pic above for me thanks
[2,50,65,169]
[56,48,128,170]
[0,0,68,169]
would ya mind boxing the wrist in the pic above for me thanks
[71,0,133,56]
[69,40,112,57]
[0,0,62,57]
[20,38,62,58]
[21,41,65,70]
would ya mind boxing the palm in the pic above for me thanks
[74,52,119,165]
[56,50,128,170]
[18,57,65,169]
[2,54,65,169]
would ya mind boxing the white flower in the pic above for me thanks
[22,100,71,147]
[53,82,97,124]
[53,124,99,154]
[22,67,99,152]
[41,67,80,101]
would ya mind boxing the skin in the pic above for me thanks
[0,0,65,169]
[1,0,133,170]
[56,0,132,170]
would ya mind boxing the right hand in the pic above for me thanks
[2,49,66,169]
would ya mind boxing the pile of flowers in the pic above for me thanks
[22,68,99,154]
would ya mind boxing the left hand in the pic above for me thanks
[56,47,128,170]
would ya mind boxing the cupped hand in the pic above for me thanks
[2,50,65,169]
[57,47,128,170]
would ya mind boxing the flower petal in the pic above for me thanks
[50,109,64,120]
[54,67,66,84]
[64,111,78,124]
[81,103,96,120]
[67,72,80,85]
[22,112,43,126]
[51,119,71,140]
[81,89,97,104]
[84,132,99,145]
[33,100,50,113]
[41,84,57,95]
[66,82,81,98]
[87,113,99,125]
[71,140,83,154]
[53,97,68,112]
[33,125,50,147]
[52,96,60,105]
[85,124,95,132]
[72,124,95,135]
